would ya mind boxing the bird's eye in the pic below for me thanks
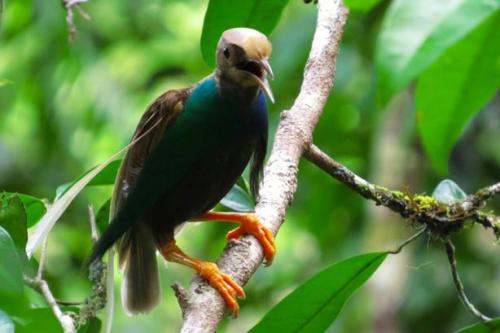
[223,48,230,59]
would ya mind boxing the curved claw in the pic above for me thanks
[196,262,245,318]
[226,214,276,265]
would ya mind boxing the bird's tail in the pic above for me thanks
[87,202,141,265]
[118,223,160,315]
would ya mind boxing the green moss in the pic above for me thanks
[392,190,410,201]
[374,185,390,192]
[359,183,370,191]
[413,195,439,209]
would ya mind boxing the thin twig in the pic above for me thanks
[444,240,492,322]
[88,205,98,243]
[75,4,91,20]
[389,227,427,254]
[61,0,90,41]
[472,211,499,238]
[24,277,76,333]
[24,239,76,333]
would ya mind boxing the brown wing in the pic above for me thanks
[110,87,192,217]
[108,89,189,313]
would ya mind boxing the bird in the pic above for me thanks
[88,27,276,317]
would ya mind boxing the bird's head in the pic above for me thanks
[216,28,274,103]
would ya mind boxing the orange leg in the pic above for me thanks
[158,241,245,317]
[193,211,276,266]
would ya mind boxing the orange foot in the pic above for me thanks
[226,213,276,266]
[196,261,245,318]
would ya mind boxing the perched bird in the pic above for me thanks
[89,27,276,317]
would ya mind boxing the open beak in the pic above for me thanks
[257,59,274,103]
[248,59,275,103]
[259,59,274,80]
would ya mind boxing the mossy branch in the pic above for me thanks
[304,144,500,240]
[304,143,499,325]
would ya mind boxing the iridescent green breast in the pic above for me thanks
[88,75,268,263]
[116,76,267,226]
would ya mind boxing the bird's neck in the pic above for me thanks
[215,70,261,105]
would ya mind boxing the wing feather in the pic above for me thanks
[111,88,191,215]
[89,87,191,264]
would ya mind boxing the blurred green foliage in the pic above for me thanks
[415,10,500,173]
[0,0,499,332]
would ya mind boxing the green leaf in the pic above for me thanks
[0,310,14,333]
[344,0,383,13]
[432,180,467,204]
[15,308,63,333]
[0,226,24,299]
[55,159,121,200]
[455,317,500,333]
[17,194,46,228]
[220,184,254,212]
[200,0,290,66]
[376,0,499,104]
[236,176,251,196]
[1,193,46,228]
[0,193,28,250]
[249,252,388,332]
[415,12,499,174]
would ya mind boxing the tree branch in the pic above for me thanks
[61,0,90,41]
[175,1,349,331]
[444,240,492,322]
[24,241,77,333]
[304,144,500,238]
[389,227,427,255]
